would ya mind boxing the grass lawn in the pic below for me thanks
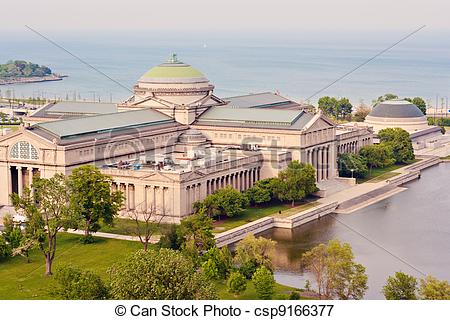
[98,217,172,236]
[357,163,406,183]
[215,280,302,300]
[213,201,319,233]
[0,233,141,299]
[0,124,20,132]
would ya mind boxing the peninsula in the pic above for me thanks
[0,60,66,85]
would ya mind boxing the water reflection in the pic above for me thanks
[258,163,450,299]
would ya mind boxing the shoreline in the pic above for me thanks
[0,74,67,86]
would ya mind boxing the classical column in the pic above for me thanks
[324,146,329,180]
[206,180,210,195]
[17,166,23,197]
[125,184,129,210]
[308,149,312,164]
[318,148,323,181]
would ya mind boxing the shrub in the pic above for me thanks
[53,265,109,299]
[252,266,275,300]
[227,271,247,296]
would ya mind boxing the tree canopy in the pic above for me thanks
[378,128,415,164]
[252,266,275,300]
[67,165,123,240]
[419,275,450,300]
[382,271,418,300]
[301,239,368,299]
[275,161,317,206]
[337,153,368,179]
[198,186,249,218]
[359,144,395,171]
[108,249,216,299]
[234,234,276,278]
[0,60,52,78]
[318,96,353,120]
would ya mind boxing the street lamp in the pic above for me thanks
[350,168,355,179]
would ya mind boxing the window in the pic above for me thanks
[10,141,39,160]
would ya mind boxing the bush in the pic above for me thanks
[203,246,233,280]
[289,291,301,300]
[0,235,11,259]
[159,224,183,250]
[252,266,275,300]
[202,259,219,280]
[109,249,216,299]
[227,271,247,296]
[53,265,109,299]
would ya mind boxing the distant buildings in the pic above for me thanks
[0,55,371,222]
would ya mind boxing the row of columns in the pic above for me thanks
[8,165,40,197]
[337,137,371,154]
[306,146,331,181]
[111,182,169,215]
[206,167,260,196]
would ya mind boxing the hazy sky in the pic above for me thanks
[1,0,449,34]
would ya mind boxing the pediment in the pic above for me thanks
[304,114,336,133]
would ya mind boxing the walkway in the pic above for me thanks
[65,229,160,243]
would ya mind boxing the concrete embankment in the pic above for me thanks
[334,156,441,213]
[215,156,441,246]
[215,202,338,247]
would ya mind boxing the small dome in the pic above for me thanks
[139,54,208,84]
[369,100,424,118]
[178,129,207,144]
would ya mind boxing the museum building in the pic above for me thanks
[0,55,372,222]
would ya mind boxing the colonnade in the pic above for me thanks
[8,165,40,197]
[337,137,371,154]
[306,145,332,181]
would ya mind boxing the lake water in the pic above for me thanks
[1,31,450,105]
[259,162,450,299]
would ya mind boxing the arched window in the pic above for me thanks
[10,141,39,160]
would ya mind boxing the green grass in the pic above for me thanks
[0,233,141,299]
[215,280,302,300]
[213,201,319,233]
[0,124,20,132]
[0,233,299,300]
[357,163,407,183]
[98,217,171,236]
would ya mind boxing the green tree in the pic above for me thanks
[378,128,415,164]
[234,234,276,278]
[374,93,398,104]
[275,161,317,206]
[158,224,183,250]
[359,144,395,172]
[109,249,217,299]
[179,209,215,260]
[419,276,450,300]
[203,246,233,280]
[337,153,368,178]
[200,186,249,218]
[202,259,219,280]
[246,178,279,205]
[318,96,337,117]
[382,271,418,300]
[335,98,353,120]
[227,271,247,296]
[10,174,77,275]
[0,234,11,259]
[53,265,109,299]
[301,239,368,299]
[252,266,275,300]
[405,97,427,115]
[318,96,353,120]
[67,165,123,241]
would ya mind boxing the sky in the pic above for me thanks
[1,0,449,35]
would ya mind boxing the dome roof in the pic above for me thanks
[369,100,425,118]
[178,129,207,144]
[139,54,208,84]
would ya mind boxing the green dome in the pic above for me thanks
[139,54,207,83]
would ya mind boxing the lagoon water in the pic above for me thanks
[259,163,450,299]
[1,31,450,105]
